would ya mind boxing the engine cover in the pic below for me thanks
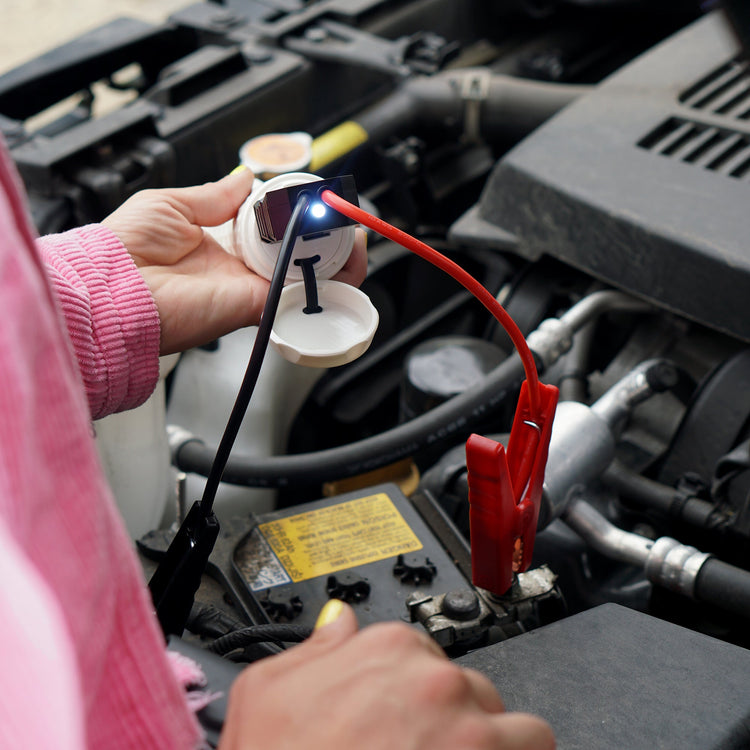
[452,13,750,342]
[458,603,750,749]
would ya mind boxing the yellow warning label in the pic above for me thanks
[258,493,423,583]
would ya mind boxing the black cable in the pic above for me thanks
[149,200,311,637]
[174,354,527,488]
[208,624,313,656]
[226,643,283,663]
[186,602,249,640]
[199,193,311,514]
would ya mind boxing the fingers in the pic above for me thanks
[311,599,359,643]
[332,228,368,287]
[220,614,555,750]
[490,713,556,750]
[462,667,506,714]
[168,167,255,228]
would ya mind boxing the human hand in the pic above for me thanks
[102,169,368,355]
[218,601,554,750]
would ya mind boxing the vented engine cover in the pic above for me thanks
[452,13,750,342]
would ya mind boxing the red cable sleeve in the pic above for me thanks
[321,189,542,418]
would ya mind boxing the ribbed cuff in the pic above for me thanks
[37,225,161,419]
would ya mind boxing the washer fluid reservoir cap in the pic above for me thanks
[271,280,379,368]
[239,132,313,177]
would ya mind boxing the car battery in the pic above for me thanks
[233,482,472,629]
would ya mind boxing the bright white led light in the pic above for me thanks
[310,202,327,219]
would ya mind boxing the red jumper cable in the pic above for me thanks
[321,188,559,597]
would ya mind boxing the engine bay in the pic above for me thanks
[4,1,750,747]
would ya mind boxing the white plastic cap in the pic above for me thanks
[271,280,379,368]
[239,132,313,175]
[232,172,355,284]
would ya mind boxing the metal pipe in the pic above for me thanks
[540,401,616,528]
[527,290,652,370]
[559,290,653,333]
[563,496,654,567]
[592,359,679,432]
[540,359,678,525]
[563,495,711,600]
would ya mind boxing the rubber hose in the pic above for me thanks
[174,355,526,488]
[603,462,718,528]
[603,462,675,514]
[355,70,590,145]
[694,557,750,620]
[558,321,595,403]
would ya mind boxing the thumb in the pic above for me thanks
[171,166,256,227]
[255,600,358,678]
[310,599,359,645]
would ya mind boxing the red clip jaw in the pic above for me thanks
[467,381,559,596]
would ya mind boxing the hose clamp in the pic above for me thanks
[526,317,574,370]
[166,424,203,462]
[645,537,711,599]
[460,70,492,143]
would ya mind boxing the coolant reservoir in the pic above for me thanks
[94,353,179,539]
[166,326,325,519]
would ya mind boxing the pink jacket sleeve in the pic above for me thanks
[0,142,201,750]
[37,226,161,420]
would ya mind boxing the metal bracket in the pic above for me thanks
[460,69,491,143]
[284,20,458,78]
[407,566,560,649]
[406,589,495,649]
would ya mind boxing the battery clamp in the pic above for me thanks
[467,381,559,597]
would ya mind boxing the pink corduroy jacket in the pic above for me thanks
[0,142,202,748]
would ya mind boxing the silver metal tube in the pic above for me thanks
[591,359,677,431]
[559,290,653,333]
[564,496,653,567]
[645,537,710,599]
[541,359,676,524]
[563,495,711,600]
[528,290,652,371]
[176,472,188,524]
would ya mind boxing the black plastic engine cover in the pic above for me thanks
[458,603,750,750]
[452,12,750,342]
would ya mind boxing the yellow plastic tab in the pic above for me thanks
[309,121,369,172]
[258,493,423,582]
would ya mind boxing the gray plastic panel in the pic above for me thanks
[452,13,750,342]
[458,604,750,750]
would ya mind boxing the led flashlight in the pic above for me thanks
[253,174,359,243]
[310,202,327,219]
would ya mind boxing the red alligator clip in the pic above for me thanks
[466,380,559,596]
